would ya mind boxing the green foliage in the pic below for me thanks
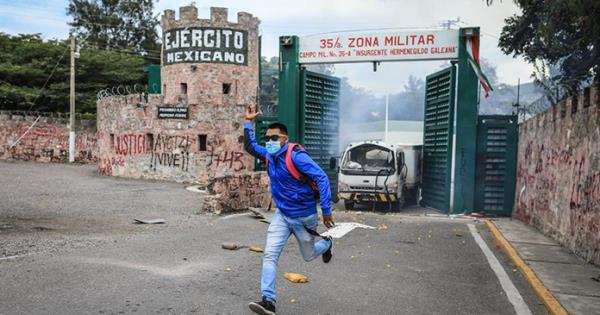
[67,0,160,55]
[260,56,279,107]
[0,32,146,113]
[498,0,600,94]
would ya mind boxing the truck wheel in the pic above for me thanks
[392,189,407,211]
[344,200,355,210]
[389,198,404,212]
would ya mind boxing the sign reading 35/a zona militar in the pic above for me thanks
[163,27,248,66]
[299,29,459,64]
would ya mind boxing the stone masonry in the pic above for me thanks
[0,111,97,163]
[96,5,269,213]
[514,85,600,265]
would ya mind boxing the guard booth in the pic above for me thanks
[259,27,517,215]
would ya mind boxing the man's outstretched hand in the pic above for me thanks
[323,215,335,229]
[245,104,261,122]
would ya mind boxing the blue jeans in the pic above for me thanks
[261,210,331,303]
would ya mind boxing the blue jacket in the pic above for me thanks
[244,122,332,217]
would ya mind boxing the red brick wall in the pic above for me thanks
[515,85,600,265]
[0,112,97,163]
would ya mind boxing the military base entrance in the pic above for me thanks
[256,27,517,216]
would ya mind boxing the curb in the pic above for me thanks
[484,220,569,315]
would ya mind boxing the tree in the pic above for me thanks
[67,0,160,55]
[0,33,146,113]
[260,57,279,110]
[258,58,336,115]
[496,0,600,95]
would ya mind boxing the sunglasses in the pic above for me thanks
[265,135,285,141]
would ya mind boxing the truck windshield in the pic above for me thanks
[342,144,395,175]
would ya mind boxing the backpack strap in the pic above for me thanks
[286,143,320,196]
[265,143,320,198]
[285,143,305,182]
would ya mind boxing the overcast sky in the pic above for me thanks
[0,0,534,96]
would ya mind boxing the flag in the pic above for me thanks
[466,36,493,97]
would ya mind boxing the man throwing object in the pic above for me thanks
[243,105,334,315]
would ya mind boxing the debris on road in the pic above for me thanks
[290,299,296,304]
[222,243,263,252]
[225,267,232,272]
[455,232,463,237]
[284,273,309,283]
[249,246,263,253]
[133,218,166,224]
[185,185,207,194]
[377,224,388,230]
[248,207,266,219]
[221,243,245,250]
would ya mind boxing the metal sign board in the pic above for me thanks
[158,107,189,119]
[163,27,248,65]
[299,29,459,64]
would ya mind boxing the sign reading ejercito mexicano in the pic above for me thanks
[158,107,189,119]
[163,27,248,66]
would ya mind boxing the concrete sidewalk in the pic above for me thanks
[491,219,600,315]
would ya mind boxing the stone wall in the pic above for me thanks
[514,85,600,265]
[95,5,269,214]
[96,93,270,213]
[0,111,97,163]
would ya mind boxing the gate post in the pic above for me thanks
[452,27,480,214]
[278,36,301,142]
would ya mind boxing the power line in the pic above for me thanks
[9,43,70,149]
[80,45,161,61]
[25,45,70,113]
[480,30,500,40]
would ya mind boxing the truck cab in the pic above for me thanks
[337,141,422,211]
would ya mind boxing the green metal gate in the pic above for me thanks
[475,115,518,216]
[299,69,341,200]
[421,66,456,212]
[254,116,278,171]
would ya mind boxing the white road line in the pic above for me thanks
[0,254,29,261]
[468,224,533,315]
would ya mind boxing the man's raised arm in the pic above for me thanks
[243,105,268,160]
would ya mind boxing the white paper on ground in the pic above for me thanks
[320,222,376,239]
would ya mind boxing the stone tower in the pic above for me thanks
[96,5,268,213]
[160,5,260,106]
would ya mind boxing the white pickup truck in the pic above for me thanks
[337,141,422,211]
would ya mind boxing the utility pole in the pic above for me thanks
[69,37,76,163]
[384,95,389,143]
[439,17,464,30]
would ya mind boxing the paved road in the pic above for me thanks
[0,161,548,314]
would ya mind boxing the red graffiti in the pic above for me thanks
[569,156,586,212]
[115,134,147,155]
[208,150,245,172]
[98,159,113,176]
[110,156,125,167]
[18,125,58,138]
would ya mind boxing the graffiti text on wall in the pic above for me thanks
[207,149,245,171]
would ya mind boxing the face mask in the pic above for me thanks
[266,140,281,155]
